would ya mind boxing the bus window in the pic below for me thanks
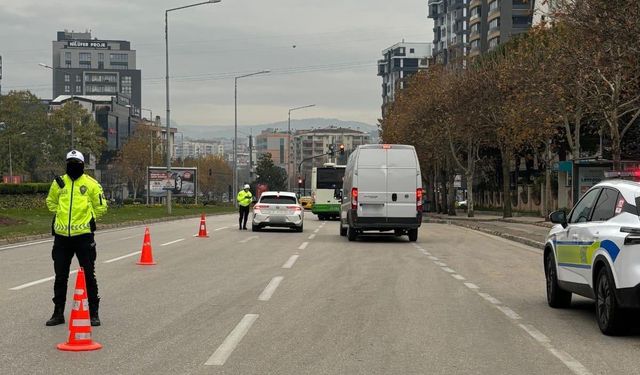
[317,168,345,189]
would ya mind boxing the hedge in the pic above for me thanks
[0,183,51,195]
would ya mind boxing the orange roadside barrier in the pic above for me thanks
[57,268,102,351]
[197,213,209,238]
[137,227,156,265]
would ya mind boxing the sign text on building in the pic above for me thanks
[67,40,108,49]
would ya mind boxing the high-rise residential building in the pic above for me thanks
[429,0,469,65]
[293,128,370,181]
[51,30,142,113]
[377,42,431,115]
[256,129,290,169]
[174,140,223,160]
[467,0,535,57]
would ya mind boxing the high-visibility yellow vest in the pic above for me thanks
[236,190,253,207]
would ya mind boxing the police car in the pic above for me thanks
[545,178,640,335]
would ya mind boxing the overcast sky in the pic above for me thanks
[0,0,433,127]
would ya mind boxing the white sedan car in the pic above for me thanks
[252,192,304,232]
[545,179,640,335]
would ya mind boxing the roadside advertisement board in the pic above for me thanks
[147,167,197,197]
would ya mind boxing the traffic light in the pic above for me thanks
[328,144,335,156]
[339,144,345,155]
[298,178,303,189]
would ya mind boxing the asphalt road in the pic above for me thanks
[1,214,640,374]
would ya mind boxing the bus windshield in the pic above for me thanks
[317,168,345,189]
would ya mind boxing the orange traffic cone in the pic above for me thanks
[57,268,102,351]
[197,213,209,238]
[137,227,156,265]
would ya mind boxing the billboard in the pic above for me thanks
[147,167,197,197]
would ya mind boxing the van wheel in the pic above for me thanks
[347,225,357,241]
[408,229,418,242]
[595,266,623,335]
[340,224,347,237]
[544,252,572,308]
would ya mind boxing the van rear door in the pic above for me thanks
[356,148,387,218]
[386,147,418,218]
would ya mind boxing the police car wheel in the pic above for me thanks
[595,267,623,335]
[545,252,572,308]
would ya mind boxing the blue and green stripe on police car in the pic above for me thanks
[554,240,621,269]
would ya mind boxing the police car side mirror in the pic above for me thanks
[550,211,568,228]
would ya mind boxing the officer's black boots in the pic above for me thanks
[45,305,65,326]
[90,300,101,326]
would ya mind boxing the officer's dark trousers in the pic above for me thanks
[239,205,250,228]
[52,233,99,310]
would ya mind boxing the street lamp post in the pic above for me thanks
[142,108,154,165]
[287,104,315,191]
[165,0,221,214]
[233,70,270,206]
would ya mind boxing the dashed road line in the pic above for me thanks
[428,256,439,261]
[464,282,480,290]
[239,236,259,244]
[103,251,142,264]
[495,305,521,320]
[10,269,78,290]
[434,261,447,267]
[282,255,299,269]
[214,227,228,231]
[308,234,316,240]
[258,276,284,301]
[478,292,501,305]
[0,239,53,252]
[205,314,259,366]
[313,229,320,233]
[298,242,309,250]
[451,274,466,280]
[160,238,185,246]
[441,267,455,273]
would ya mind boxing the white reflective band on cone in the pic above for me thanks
[74,289,84,295]
[75,333,91,340]
[73,301,80,310]
[73,319,91,327]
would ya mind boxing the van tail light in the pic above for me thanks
[416,188,423,212]
[351,188,358,210]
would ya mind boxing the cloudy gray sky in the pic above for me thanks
[0,0,433,127]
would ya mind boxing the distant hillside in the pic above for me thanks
[178,118,378,140]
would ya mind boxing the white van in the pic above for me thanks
[339,144,423,241]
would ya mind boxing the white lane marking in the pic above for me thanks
[428,256,439,261]
[434,261,447,267]
[478,292,502,305]
[313,229,320,233]
[518,324,592,375]
[423,251,431,256]
[214,227,228,231]
[495,305,521,320]
[298,242,309,250]
[451,274,466,281]
[239,236,259,244]
[0,239,53,251]
[518,324,550,343]
[282,255,299,269]
[441,267,455,273]
[205,314,259,366]
[116,234,138,241]
[464,282,479,290]
[160,238,185,246]
[308,234,316,240]
[547,347,593,375]
[10,269,78,290]
[103,251,142,264]
[258,276,284,301]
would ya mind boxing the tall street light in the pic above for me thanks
[288,104,315,191]
[165,0,222,214]
[234,70,270,205]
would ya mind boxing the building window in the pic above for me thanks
[79,52,91,61]
[64,85,70,93]
[470,40,480,49]
[110,53,128,62]
[409,48,415,54]
[76,75,81,82]
[471,23,480,34]
[64,74,70,82]
[471,6,481,18]
[513,16,531,25]
[65,52,72,68]
[489,37,500,49]
[489,0,499,11]
[489,18,500,30]
[121,76,132,95]
[75,85,81,93]
[98,53,104,61]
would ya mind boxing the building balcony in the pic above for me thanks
[488,8,500,21]
[488,27,501,40]
[469,30,481,42]
[470,0,481,8]
[469,46,481,57]
[469,13,480,24]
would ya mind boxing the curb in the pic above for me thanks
[0,211,235,246]
[424,217,545,249]
[501,218,553,229]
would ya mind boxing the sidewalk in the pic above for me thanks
[424,212,552,249]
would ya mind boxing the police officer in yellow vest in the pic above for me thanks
[45,150,107,327]
[237,184,253,230]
